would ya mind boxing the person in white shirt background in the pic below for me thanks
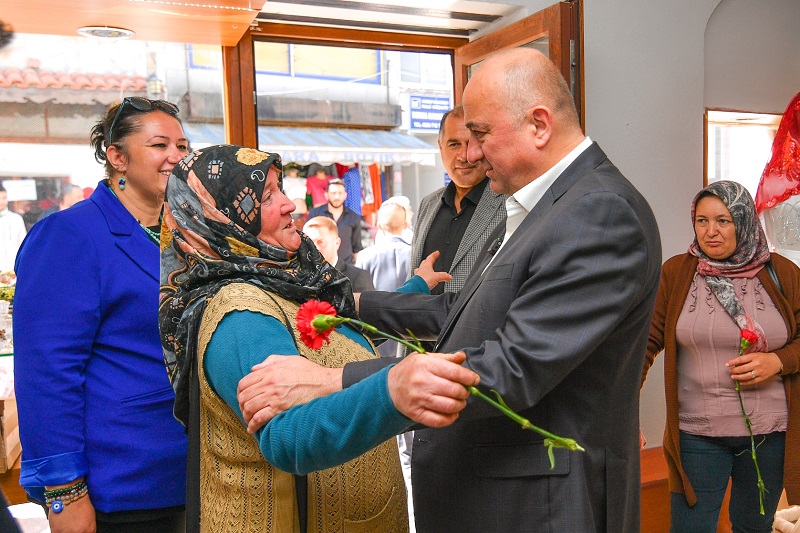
[0,184,26,272]
[375,195,414,245]
[357,201,412,292]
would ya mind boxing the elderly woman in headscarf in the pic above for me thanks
[642,180,800,533]
[158,144,477,533]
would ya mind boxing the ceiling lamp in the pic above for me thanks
[77,26,136,40]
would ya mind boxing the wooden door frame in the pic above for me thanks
[223,30,257,147]
[454,1,583,126]
[221,1,584,147]
[222,24,466,148]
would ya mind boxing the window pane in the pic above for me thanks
[706,110,781,198]
[400,52,421,84]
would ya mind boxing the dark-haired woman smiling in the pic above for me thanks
[13,98,189,532]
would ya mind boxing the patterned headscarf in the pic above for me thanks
[754,92,800,214]
[159,145,356,426]
[688,180,770,352]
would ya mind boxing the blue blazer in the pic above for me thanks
[13,183,187,512]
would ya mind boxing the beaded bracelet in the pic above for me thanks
[45,485,86,504]
[44,481,87,499]
[44,481,89,513]
[48,485,88,513]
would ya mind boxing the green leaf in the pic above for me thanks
[490,389,511,410]
[545,439,555,469]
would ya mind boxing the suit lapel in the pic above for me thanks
[449,185,504,269]
[409,189,443,269]
[417,191,442,243]
[92,185,159,282]
[434,222,505,350]
[433,142,608,349]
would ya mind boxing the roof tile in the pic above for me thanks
[0,67,147,92]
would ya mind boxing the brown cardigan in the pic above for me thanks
[643,252,800,506]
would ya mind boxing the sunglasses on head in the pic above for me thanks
[107,97,180,145]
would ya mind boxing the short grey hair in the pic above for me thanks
[503,54,579,125]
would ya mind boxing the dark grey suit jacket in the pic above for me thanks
[410,180,506,292]
[356,143,661,532]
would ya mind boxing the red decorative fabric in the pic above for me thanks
[755,92,800,213]
[361,164,383,225]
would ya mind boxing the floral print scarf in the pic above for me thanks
[159,144,356,426]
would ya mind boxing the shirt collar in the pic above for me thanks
[385,233,410,244]
[463,177,489,205]
[511,136,593,214]
[441,177,489,208]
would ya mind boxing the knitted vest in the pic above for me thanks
[196,282,408,533]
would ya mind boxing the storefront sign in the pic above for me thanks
[409,95,450,133]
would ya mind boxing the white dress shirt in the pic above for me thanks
[0,209,26,272]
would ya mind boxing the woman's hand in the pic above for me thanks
[726,351,783,385]
[414,251,452,290]
[48,493,96,533]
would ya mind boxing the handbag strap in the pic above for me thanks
[766,259,784,295]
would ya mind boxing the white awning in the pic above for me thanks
[182,124,438,167]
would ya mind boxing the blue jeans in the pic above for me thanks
[670,431,785,533]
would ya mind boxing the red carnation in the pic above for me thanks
[296,300,338,350]
[738,329,758,356]
[741,329,758,344]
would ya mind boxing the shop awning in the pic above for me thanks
[182,124,438,167]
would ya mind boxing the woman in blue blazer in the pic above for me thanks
[13,98,189,532]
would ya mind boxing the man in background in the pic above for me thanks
[303,216,373,293]
[307,179,363,265]
[411,105,506,294]
[356,202,411,292]
[37,184,84,222]
[355,200,412,358]
[0,185,26,272]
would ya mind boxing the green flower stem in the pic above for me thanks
[311,314,585,468]
[465,385,584,451]
[313,315,426,354]
[734,337,766,516]
[734,379,766,515]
